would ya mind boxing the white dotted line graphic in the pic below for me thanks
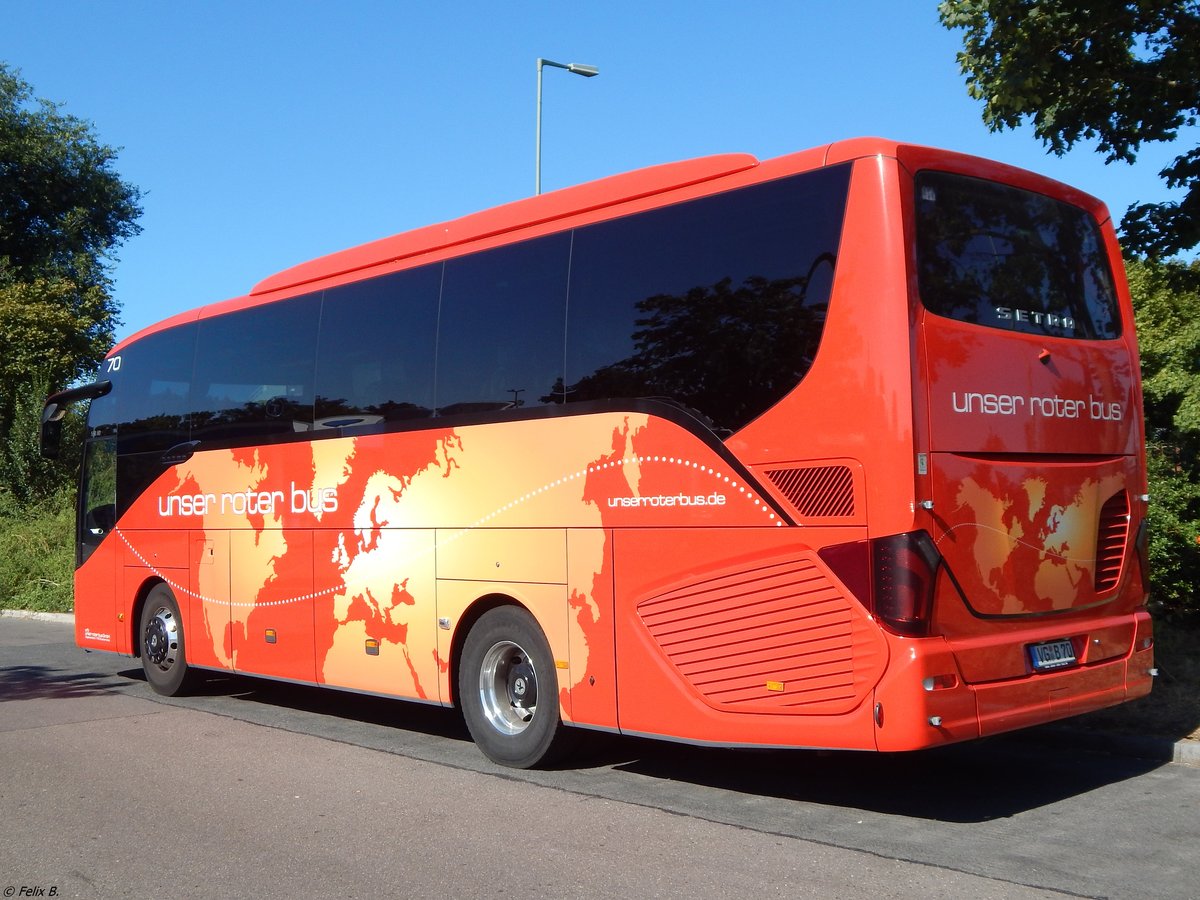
[466,454,781,527]
[115,527,346,609]
[118,452,782,610]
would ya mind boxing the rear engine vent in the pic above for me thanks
[764,465,855,518]
[637,556,886,714]
[1095,491,1130,594]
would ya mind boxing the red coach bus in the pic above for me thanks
[42,138,1154,767]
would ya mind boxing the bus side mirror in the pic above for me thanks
[38,380,113,461]
[40,405,63,460]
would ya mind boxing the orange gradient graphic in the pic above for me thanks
[115,412,779,719]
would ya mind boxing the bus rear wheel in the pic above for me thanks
[459,606,571,769]
[139,584,193,696]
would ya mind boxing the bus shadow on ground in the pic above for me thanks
[115,665,1162,825]
[118,666,473,744]
[0,664,125,701]
[597,733,1164,824]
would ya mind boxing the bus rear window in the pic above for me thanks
[915,170,1120,340]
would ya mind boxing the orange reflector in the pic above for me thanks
[365,639,380,656]
[765,681,785,692]
[555,660,569,670]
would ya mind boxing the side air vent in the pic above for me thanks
[636,555,886,715]
[764,464,855,518]
[1095,491,1130,594]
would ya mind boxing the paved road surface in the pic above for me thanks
[2,617,1197,899]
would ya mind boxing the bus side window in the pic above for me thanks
[191,294,321,441]
[565,165,850,432]
[436,232,570,415]
[316,266,440,424]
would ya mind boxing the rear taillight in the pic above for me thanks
[819,530,942,637]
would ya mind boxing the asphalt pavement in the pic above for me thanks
[3,611,1199,899]
[7,608,1196,767]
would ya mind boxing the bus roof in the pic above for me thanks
[109,137,1107,357]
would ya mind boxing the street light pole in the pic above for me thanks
[535,57,599,195]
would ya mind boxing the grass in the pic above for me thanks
[0,490,75,614]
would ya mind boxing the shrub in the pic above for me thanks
[0,487,75,613]
[1127,258,1200,624]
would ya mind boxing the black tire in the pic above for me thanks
[458,606,572,768]
[139,584,193,696]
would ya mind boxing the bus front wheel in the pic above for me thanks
[139,584,193,696]
[459,606,571,769]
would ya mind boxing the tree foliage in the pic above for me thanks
[0,62,140,506]
[1127,257,1200,440]
[0,63,141,282]
[0,376,84,508]
[939,1,1200,257]
[0,269,117,391]
[1126,257,1200,621]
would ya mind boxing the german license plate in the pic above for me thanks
[1028,638,1077,671]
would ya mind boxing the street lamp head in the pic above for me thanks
[539,58,600,78]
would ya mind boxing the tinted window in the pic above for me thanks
[915,171,1120,339]
[316,266,440,425]
[437,233,570,415]
[190,294,321,442]
[79,437,116,563]
[87,323,197,453]
[564,166,851,432]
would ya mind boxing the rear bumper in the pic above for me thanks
[973,647,1154,737]
[872,611,1155,751]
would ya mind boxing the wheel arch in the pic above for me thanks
[447,591,533,708]
[129,575,169,658]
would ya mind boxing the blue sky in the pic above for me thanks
[6,1,1194,343]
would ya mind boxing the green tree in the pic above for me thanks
[939,1,1200,258]
[0,270,117,391]
[1127,257,1200,621]
[0,62,140,503]
[0,376,84,508]
[0,63,141,282]
[1129,258,1200,440]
